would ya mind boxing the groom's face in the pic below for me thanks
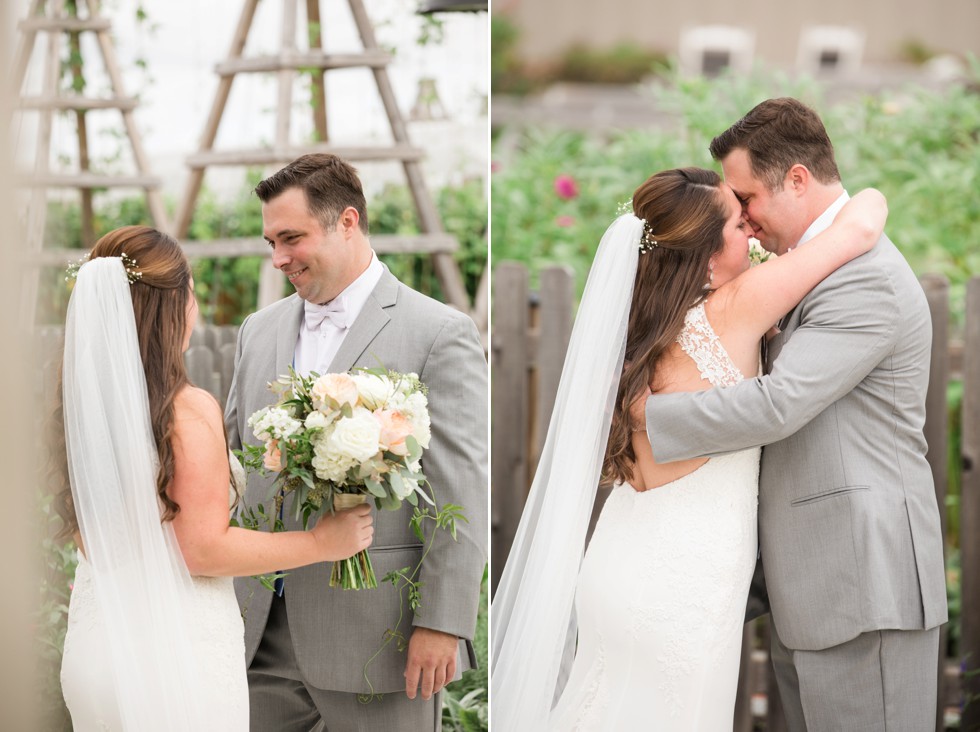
[262,187,359,305]
[721,148,805,256]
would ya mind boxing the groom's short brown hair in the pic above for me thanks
[709,97,840,192]
[255,153,369,234]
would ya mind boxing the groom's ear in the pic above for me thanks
[338,207,360,237]
[786,164,810,197]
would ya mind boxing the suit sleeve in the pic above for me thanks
[223,313,251,453]
[411,314,488,641]
[645,260,899,462]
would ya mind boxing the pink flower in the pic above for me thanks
[263,439,282,471]
[556,215,575,227]
[554,174,579,200]
[374,409,415,456]
[491,161,501,173]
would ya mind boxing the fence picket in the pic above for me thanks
[490,263,531,592]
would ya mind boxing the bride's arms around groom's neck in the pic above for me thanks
[167,385,374,577]
[711,189,887,342]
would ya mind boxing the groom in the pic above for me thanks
[644,98,947,729]
[225,153,488,731]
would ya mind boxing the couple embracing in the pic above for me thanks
[492,98,947,731]
[58,154,488,730]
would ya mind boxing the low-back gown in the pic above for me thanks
[60,456,250,730]
[549,302,760,730]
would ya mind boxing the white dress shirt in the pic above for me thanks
[293,253,384,376]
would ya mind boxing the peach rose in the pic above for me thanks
[374,409,414,456]
[263,439,282,471]
[311,373,359,411]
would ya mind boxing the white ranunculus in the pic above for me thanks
[327,407,382,463]
[352,373,395,411]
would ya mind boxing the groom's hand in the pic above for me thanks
[404,627,458,700]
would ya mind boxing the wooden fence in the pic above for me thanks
[35,324,242,414]
[490,262,980,731]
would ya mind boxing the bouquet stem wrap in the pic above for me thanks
[329,493,377,589]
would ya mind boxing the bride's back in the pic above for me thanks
[628,294,759,491]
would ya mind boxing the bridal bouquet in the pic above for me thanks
[239,366,434,590]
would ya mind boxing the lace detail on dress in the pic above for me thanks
[676,302,743,388]
[573,639,608,731]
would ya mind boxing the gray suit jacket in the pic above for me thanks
[226,268,488,693]
[645,236,947,651]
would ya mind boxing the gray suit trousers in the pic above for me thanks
[248,593,441,732]
[770,620,939,732]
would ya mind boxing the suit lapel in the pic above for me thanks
[276,296,305,375]
[327,268,399,374]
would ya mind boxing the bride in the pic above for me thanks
[55,226,375,731]
[490,168,886,729]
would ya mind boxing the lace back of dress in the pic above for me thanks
[676,302,744,388]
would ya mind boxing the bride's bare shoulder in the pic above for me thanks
[174,385,222,426]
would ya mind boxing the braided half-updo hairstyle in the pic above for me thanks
[601,168,729,485]
[54,226,195,538]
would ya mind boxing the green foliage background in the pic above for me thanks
[37,174,487,326]
[491,63,980,326]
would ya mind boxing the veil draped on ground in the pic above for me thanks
[490,214,642,728]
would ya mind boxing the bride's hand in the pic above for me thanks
[310,504,374,560]
[629,384,653,435]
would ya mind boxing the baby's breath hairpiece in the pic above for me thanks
[638,223,659,254]
[65,252,143,284]
[65,253,90,282]
[120,252,143,284]
[615,199,659,254]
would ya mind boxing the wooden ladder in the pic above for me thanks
[173,0,474,316]
[13,0,168,322]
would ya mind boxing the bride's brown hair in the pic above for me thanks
[54,226,194,537]
[602,168,728,485]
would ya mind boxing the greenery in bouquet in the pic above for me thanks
[236,366,464,592]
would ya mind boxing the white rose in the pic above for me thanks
[326,407,382,463]
[352,373,395,411]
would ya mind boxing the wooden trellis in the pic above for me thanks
[13,0,168,322]
[173,0,478,319]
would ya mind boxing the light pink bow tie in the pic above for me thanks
[305,296,351,331]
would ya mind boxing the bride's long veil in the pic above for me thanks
[63,258,215,729]
[491,214,642,729]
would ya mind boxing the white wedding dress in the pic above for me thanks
[549,302,760,730]
[60,456,250,731]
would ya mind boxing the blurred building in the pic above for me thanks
[497,0,979,70]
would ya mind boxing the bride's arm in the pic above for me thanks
[714,188,887,339]
[168,386,374,577]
